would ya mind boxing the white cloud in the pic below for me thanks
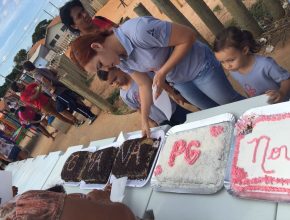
[0,1,25,37]
[0,28,19,57]
[2,0,8,6]
[23,25,29,31]
[2,55,7,62]
[13,0,21,6]
[3,10,8,17]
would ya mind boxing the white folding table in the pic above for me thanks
[146,95,280,220]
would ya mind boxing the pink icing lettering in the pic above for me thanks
[210,126,224,137]
[168,139,201,167]
[154,165,163,176]
[249,136,290,174]
[248,135,274,174]
[268,145,290,161]
[168,140,186,167]
[231,113,290,193]
[185,140,201,165]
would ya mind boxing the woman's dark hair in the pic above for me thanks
[213,26,261,53]
[23,61,36,72]
[97,70,109,81]
[10,82,19,92]
[59,0,84,34]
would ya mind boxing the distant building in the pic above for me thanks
[29,44,49,68]
[44,16,76,64]
[45,16,70,52]
[27,38,46,59]
[80,0,108,16]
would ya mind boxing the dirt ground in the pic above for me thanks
[21,0,290,157]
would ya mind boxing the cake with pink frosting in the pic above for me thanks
[153,121,233,193]
[231,112,290,200]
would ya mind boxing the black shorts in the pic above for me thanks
[33,114,42,127]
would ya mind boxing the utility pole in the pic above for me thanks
[49,1,59,10]
[43,9,54,18]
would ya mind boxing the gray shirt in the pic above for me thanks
[33,68,66,96]
[114,16,211,83]
[231,55,290,99]
[119,73,176,125]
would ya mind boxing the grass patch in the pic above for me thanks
[213,4,222,14]
[224,18,239,28]
[249,0,272,21]
[106,89,120,105]
[249,0,273,28]
[85,75,95,86]
[106,89,136,115]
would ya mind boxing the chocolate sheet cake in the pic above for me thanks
[82,147,118,184]
[112,137,160,180]
[61,151,91,182]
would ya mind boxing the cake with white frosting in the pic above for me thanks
[154,121,233,193]
[231,112,290,200]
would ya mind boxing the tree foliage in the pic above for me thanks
[0,50,27,97]
[32,19,51,44]
[13,49,27,65]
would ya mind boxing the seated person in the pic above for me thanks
[0,137,29,162]
[60,0,117,35]
[98,68,191,126]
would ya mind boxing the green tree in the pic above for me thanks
[13,49,27,65]
[0,84,8,97]
[32,19,51,44]
[0,65,23,97]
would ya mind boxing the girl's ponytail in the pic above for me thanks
[241,30,261,53]
[213,26,261,53]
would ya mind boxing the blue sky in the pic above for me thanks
[0,0,69,86]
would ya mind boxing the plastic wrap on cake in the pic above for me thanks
[111,129,165,188]
[225,101,290,202]
[151,113,235,194]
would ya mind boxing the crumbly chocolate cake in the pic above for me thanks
[82,147,118,184]
[112,137,160,180]
[61,151,91,182]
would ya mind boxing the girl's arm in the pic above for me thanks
[266,78,290,103]
[130,71,153,137]
[153,23,196,98]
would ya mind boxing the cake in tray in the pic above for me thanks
[61,151,91,182]
[112,137,160,180]
[153,121,233,193]
[82,147,118,184]
[231,112,290,201]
